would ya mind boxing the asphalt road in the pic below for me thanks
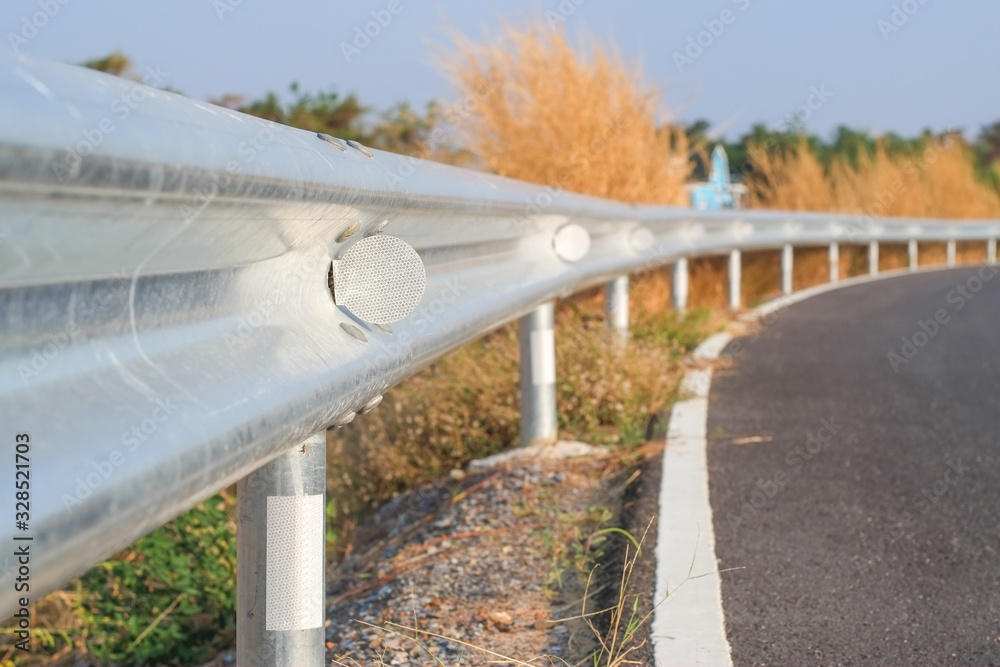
[708,268,1000,665]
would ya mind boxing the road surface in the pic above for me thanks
[709,267,1000,664]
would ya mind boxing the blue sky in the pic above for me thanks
[3,0,997,140]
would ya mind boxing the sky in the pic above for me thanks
[2,0,998,141]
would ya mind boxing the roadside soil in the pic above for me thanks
[322,444,663,666]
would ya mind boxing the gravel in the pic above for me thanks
[325,457,621,666]
[193,450,655,667]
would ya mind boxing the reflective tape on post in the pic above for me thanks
[606,275,629,342]
[518,302,557,446]
[238,431,326,667]
[673,257,689,315]
[782,244,793,295]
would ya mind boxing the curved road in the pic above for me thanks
[709,268,1000,665]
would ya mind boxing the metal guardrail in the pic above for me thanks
[1,52,998,663]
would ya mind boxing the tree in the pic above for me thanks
[976,120,1000,166]
[223,83,369,142]
[81,51,131,77]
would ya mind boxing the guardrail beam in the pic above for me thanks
[237,431,327,667]
[4,53,1000,619]
[672,258,689,315]
[519,302,558,446]
[729,249,741,309]
[781,244,794,295]
[605,276,629,341]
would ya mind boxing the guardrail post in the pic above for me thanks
[909,239,919,271]
[729,249,741,309]
[237,431,327,667]
[947,239,956,267]
[519,302,558,446]
[828,242,839,283]
[989,238,997,265]
[605,275,629,341]
[781,244,793,295]
[869,240,879,276]
[672,257,689,315]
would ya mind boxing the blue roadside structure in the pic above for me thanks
[687,145,748,210]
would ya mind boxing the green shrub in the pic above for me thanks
[74,493,237,665]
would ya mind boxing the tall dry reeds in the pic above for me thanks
[747,136,1000,219]
[742,135,1000,285]
[443,23,690,205]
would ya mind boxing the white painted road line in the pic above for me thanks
[653,333,733,667]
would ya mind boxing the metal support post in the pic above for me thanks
[781,244,793,295]
[869,240,879,277]
[672,258,689,315]
[518,302,557,447]
[989,238,997,266]
[909,239,918,271]
[605,275,629,342]
[237,431,327,667]
[828,242,839,283]
[947,239,956,267]
[729,249,741,309]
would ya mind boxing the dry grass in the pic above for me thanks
[747,136,1000,218]
[724,135,1000,293]
[0,591,85,664]
[443,22,689,205]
